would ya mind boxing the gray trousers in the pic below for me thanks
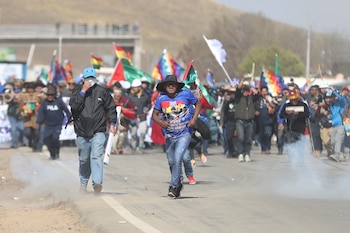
[130,120,148,149]
[331,125,345,155]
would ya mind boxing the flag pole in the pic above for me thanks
[318,64,323,80]
[251,62,255,82]
[220,64,233,85]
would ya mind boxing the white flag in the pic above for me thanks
[103,133,114,165]
[203,35,227,66]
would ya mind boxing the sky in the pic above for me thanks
[216,0,350,37]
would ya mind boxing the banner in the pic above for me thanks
[0,104,12,148]
[59,97,77,141]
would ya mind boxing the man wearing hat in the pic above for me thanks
[127,79,151,153]
[235,78,259,162]
[69,67,117,194]
[22,82,41,151]
[327,87,347,162]
[35,87,71,160]
[152,74,202,199]
[279,89,310,164]
[315,91,334,158]
[141,76,153,97]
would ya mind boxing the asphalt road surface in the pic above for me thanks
[14,140,350,233]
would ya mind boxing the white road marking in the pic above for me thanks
[55,159,162,233]
[101,195,162,233]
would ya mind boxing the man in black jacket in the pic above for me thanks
[69,67,117,194]
[279,89,310,164]
[220,86,237,158]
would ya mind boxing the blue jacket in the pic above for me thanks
[36,98,71,126]
[330,91,347,127]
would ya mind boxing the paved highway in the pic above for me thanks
[13,141,350,233]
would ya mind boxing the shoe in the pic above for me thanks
[329,154,339,162]
[175,183,183,197]
[190,159,196,168]
[168,186,177,198]
[93,183,102,194]
[277,149,283,155]
[79,185,87,194]
[200,154,207,164]
[188,176,196,185]
[117,148,123,154]
[314,150,321,157]
[238,154,244,162]
[136,147,144,154]
[339,153,346,161]
[245,154,251,162]
[168,183,183,199]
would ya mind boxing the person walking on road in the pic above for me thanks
[279,89,310,164]
[234,79,259,162]
[128,79,151,153]
[69,67,117,194]
[152,75,202,199]
[35,87,71,160]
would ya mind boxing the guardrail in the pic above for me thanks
[0,23,140,37]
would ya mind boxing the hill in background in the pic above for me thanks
[0,0,241,74]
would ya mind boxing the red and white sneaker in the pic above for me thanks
[188,176,196,185]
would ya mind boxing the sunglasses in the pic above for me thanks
[47,94,55,97]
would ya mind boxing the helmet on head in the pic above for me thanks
[141,77,150,83]
[131,79,142,88]
[82,67,96,79]
[288,89,300,100]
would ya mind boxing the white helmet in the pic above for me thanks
[131,79,142,87]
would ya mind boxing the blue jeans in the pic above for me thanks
[236,119,253,155]
[77,132,106,186]
[8,116,23,147]
[37,125,45,150]
[222,126,229,154]
[182,149,193,178]
[166,133,191,188]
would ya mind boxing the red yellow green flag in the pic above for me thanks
[90,54,103,69]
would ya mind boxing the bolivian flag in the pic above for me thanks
[90,54,103,69]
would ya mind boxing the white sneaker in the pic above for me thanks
[329,154,339,162]
[238,154,244,162]
[339,153,346,161]
[245,154,251,162]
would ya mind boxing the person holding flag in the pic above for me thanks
[152,75,202,199]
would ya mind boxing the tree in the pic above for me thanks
[238,46,305,77]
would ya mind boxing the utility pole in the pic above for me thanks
[306,26,311,79]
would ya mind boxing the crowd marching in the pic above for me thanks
[2,67,350,197]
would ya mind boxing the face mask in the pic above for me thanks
[85,77,96,86]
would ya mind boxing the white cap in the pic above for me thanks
[141,77,150,83]
[120,80,131,89]
[319,82,329,88]
[131,79,142,87]
[242,80,250,86]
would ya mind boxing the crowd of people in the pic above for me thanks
[2,68,350,197]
